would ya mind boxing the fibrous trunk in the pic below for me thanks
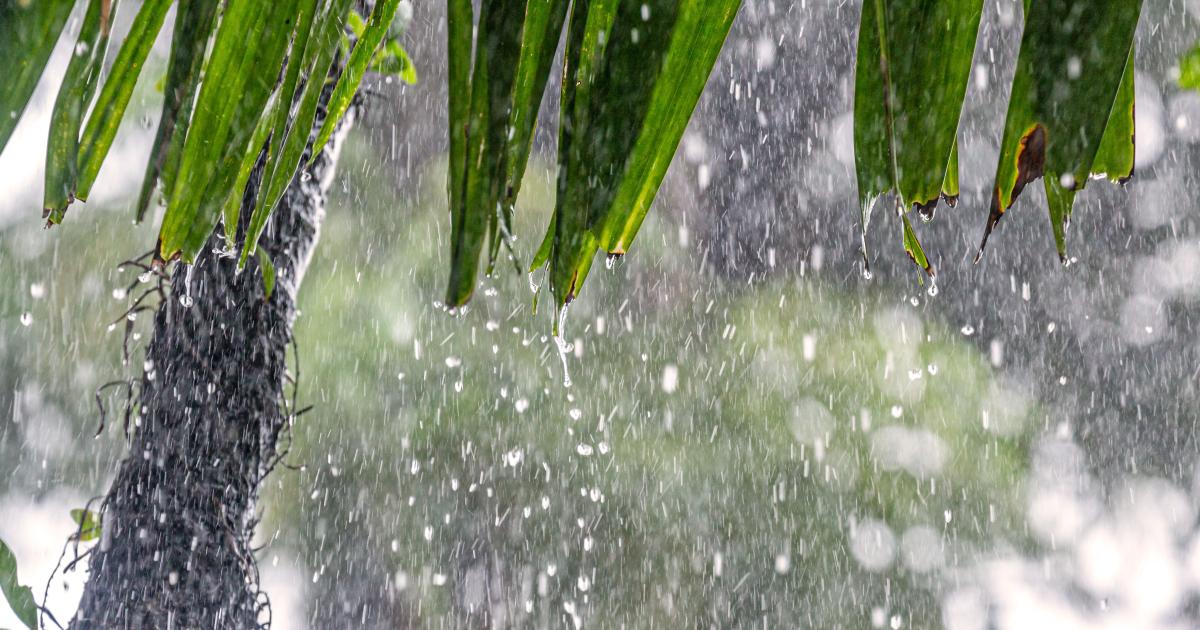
[70,98,355,630]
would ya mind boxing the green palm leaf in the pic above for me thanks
[158,0,301,262]
[853,0,983,276]
[444,0,570,307]
[538,0,740,310]
[978,0,1142,262]
[75,0,173,204]
[240,0,372,269]
[310,0,403,158]
[44,0,120,224]
[135,0,220,222]
[0,0,74,154]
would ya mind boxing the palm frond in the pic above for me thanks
[0,0,402,275]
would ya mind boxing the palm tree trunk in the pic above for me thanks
[70,96,356,629]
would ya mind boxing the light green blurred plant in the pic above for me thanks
[254,134,1036,627]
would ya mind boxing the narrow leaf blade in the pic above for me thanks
[0,539,36,630]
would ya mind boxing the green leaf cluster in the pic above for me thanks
[0,0,412,291]
[445,0,742,312]
[854,0,1142,271]
[445,0,571,306]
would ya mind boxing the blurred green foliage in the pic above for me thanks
[256,133,1035,627]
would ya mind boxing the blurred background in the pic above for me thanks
[4,0,1200,628]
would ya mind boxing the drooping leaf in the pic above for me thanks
[446,0,473,303]
[853,0,983,276]
[978,0,1142,262]
[540,0,740,309]
[158,0,301,262]
[901,213,933,277]
[445,0,570,306]
[0,539,36,630]
[0,0,74,155]
[223,0,320,247]
[44,0,121,224]
[310,0,403,158]
[135,0,220,222]
[75,0,173,203]
[239,0,355,270]
[69,508,102,543]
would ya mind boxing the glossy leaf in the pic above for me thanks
[540,0,740,308]
[310,0,403,158]
[76,0,173,203]
[158,0,300,262]
[445,0,570,306]
[446,0,473,303]
[239,0,355,269]
[224,0,319,247]
[853,0,983,276]
[978,0,1142,262]
[0,0,74,154]
[44,0,120,224]
[0,538,36,630]
[135,0,220,222]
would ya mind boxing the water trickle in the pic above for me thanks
[553,305,573,387]
[180,264,195,308]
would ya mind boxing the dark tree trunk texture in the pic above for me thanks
[69,101,356,628]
